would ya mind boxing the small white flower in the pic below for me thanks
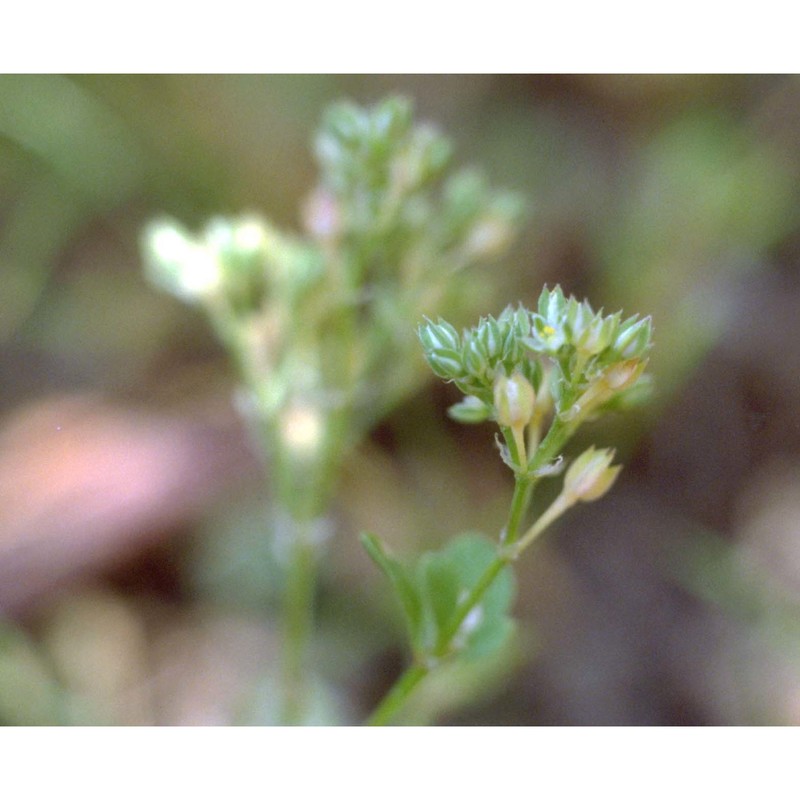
[143,220,222,300]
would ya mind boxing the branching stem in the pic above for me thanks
[366,412,577,726]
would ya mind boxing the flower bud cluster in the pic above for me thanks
[418,305,539,408]
[142,218,223,302]
[439,172,525,262]
[523,287,652,418]
[421,286,652,422]
[420,286,652,476]
[311,97,524,294]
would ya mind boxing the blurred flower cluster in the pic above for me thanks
[140,95,525,724]
[142,96,524,521]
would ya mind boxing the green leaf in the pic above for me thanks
[462,616,516,661]
[364,532,516,664]
[418,533,515,662]
[419,552,462,646]
[360,533,425,653]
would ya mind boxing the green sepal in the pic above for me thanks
[447,396,493,424]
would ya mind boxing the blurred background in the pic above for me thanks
[2,74,800,725]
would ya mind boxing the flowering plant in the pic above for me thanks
[364,286,652,724]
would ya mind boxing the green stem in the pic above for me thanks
[280,523,318,725]
[255,406,328,727]
[503,414,573,545]
[513,494,570,555]
[503,476,534,545]
[367,414,579,726]
[365,663,429,726]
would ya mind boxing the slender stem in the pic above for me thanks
[280,523,318,725]
[513,494,570,555]
[503,476,534,545]
[365,663,429,726]
[503,414,573,545]
[365,493,523,726]
[367,414,579,726]
[255,404,328,726]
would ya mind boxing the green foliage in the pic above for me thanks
[361,532,515,664]
[361,533,426,653]
[421,534,515,661]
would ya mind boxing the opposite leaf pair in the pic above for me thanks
[362,532,515,666]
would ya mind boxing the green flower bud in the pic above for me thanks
[416,126,452,180]
[565,297,589,331]
[324,102,367,146]
[572,307,619,357]
[537,285,567,324]
[393,124,451,193]
[562,446,621,503]
[371,96,412,142]
[425,349,464,380]
[419,318,461,353]
[495,305,528,365]
[494,371,536,429]
[506,304,532,336]
[462,336,490,379]
[614,316,653,359]
[477,316,503,360]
